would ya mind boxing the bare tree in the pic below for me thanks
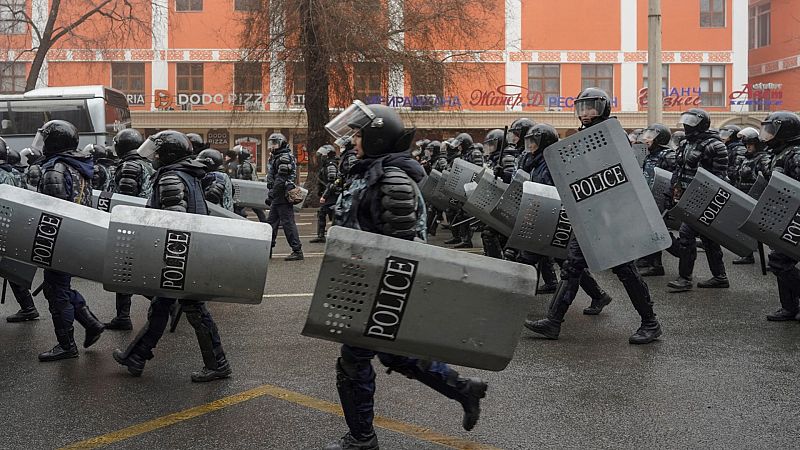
[0,0,154,91]
[239,0,500,196]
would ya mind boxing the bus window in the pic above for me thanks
[0,102,16,135]
[105,102,131,135]
[7,99,94,135]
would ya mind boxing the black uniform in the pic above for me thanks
[234,149,268,222]
[266,136,303,260]
[312,152,340,242]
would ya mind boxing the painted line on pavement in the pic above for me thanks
[263,293,313,298]
[59,383,499,450]
[270,249,483,258]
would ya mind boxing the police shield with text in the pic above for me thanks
[666,108,731,292]
[265,133,304,261]
[322,100,488,450]
[32,120,106,361]
[198,148,235,211]
[524,88,662,344]
[234,145,268,222]
[0,137,40,323]
[112,130,232,382]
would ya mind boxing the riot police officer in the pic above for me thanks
[720,124,746,181]
[234,145,268,223]
[426,140,447,235]
[443,138,465,246]
[666,108,731,292]
[0,138,40,323]
[33,120,106,361]
[198,148,234,211]
[312,144,340,243]
[759,112,800,321]
[105,128,156,331]
[508,118,535,152]
[449,132,478,248]
[88,144,114,191]
[729,127,770,265]
[21,147,44,188]
[525,88,662,344]
[186,133,208,155]
[265,133,304,261]
[112,131,232,382]
[322,100,487,450]
[636,123,677,277]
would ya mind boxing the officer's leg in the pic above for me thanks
[6,281,39,322]
[454,220,474,248]
[106,293,133,330]
[312,204,328,243]
[667,222,697,291]
[697,236,729,288]
[326,345,379,449]
[38,270,79,361]
[444,207,461,244]
[580,269,613,315]
[612,262,662,344]
[480,228,503,259]
[766,250,800,321]
[252,208,268,223]
[377,353,487,432]
[279,203,303,256]
[524,237,586,339]
[71,289,105,348]
[266,205,280,256]
[639,251,666,277]
[112,297,174,376]
[234,206,247,218]
[182,300,231,382]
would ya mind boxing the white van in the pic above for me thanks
[0,85,131,151]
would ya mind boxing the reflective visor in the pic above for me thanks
[324,101,375,144]
[719,129,735,140]
[737,127,759,141]
[640,129,659,144]
[574,98,606,119]
[483,141,497,154]
[524,134,540,153]
[679,113,703,127]
[137,137,159,159]
[30,132,45,154]
[760,121,780,142]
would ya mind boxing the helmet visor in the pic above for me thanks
[137,137,159,159]
[524,134,540,153]
[574,98,606,119]
[507,131,519,145]
[30,132,45,154]
[737,127,759,141]
[719,129,735,141]
[639,129,659,145]
[324,101,375,146]
[679,113,703,127]
[760,120,780,142]
[483,141,497,155]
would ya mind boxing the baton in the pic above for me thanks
[169,304,183,333]
[758,242,767,276]
[1,279,6,305]
[31,281,44,297]
[450,215,476,228]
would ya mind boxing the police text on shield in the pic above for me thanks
[569,164,629,202]
[781,207,800,246]
[364,256,419,341]
[551,207,572,249]
[160,230,191,290]
[31,212,62,267]
[698,188,731,226]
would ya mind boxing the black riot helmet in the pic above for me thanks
[87,144,108,162]
[452,133,473,154]
[509,118,535,145]
[197,148,224,171]
[628,128,644,144]
[185,133,208,155]
[444,138,460,159]
[0,137,8,164]
[483,129,505,155]
[137,130,192,166]
[737,127,762,153]
[760,111,800,144]
[415,138,430,152]
[325,100,415,157]
[7,147,20,166]
[113,129,144,157]
[575,87,611,127]
[426,140,441,158]
[267,133,288,152]
[524,123,559,154]
[679,108,711,136]
[32,120,79,156]
[639,123,672,150]
[719,124,742,143]
[237,145,252,162]
[670,130,685,149]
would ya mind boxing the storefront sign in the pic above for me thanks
[729,83,783,107]
[207,129,229,149]
[469,85,619,109]
[638,87,702,108]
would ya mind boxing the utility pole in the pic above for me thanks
[647,0,663,125]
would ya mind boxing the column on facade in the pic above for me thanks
[387,0,404,99]
[268,1,287,110]
[620,0,638,112]
[504,0,522,111]
[151,0,169,108]
[731,0,749,112]
[31,0,49,88]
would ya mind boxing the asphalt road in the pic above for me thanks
[1,209,798,449]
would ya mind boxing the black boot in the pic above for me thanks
[617,265,662,345]
[767,274,800,321]
[583,293,613,315]
[191,312,232,382]
[629,321,662,345]
[6,306,39,322]
[39,327,79,362]
[74,305,105,348]
[333,358,377,447]
[524,278,578,339]
[536,259,559,294]
[191,347,232,382]
[323,433,379,450]
[733,254,755,265]
[106,294,133,330]
[112,348,147,377]
[697,276,729,288]
[285,250,304,261]
[667,277,693,292]
[7,287,39,322]
[310,236,327,244]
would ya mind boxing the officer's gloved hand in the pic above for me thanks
[493,166,503,178]
[266,192,274,206]
[503,248,519,262]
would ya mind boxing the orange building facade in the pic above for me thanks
[1,0,788,170]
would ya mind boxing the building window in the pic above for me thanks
[111,63,145,105]
[0,0,26,34]
[175,0,202,12]
[642,64,669,92]
[235,0,260,11]
[699,64,725,107]
[176,63,203,104]
[409,66,444,111]
[527,64,560,108]
[581,64,613,94]
[749,2,770,49]
[354,63,383,101]
[0,63,26,94]
[234,62,263,104]
[700,0,725,27]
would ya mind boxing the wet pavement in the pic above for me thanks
[1,209,799,449]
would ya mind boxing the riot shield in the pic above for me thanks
[0,185,108,281]
[102,206,271,304]
[232,179,269,210]
[506,182,571,260]
[490,170,530,237]
[650,168,672,213]
[740,171,800,260]
[302,226,537,371]
[421,170,451,211]
[462,171,508,233]
[443,159,484,203]
[747,173,768,200]
[435,170,460,208]
[632,143,648,168]
[0,258,38,289]
[91,190,147,212]
[207,202,246,220]
[543,119,670,271]
[669,167,757,257]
